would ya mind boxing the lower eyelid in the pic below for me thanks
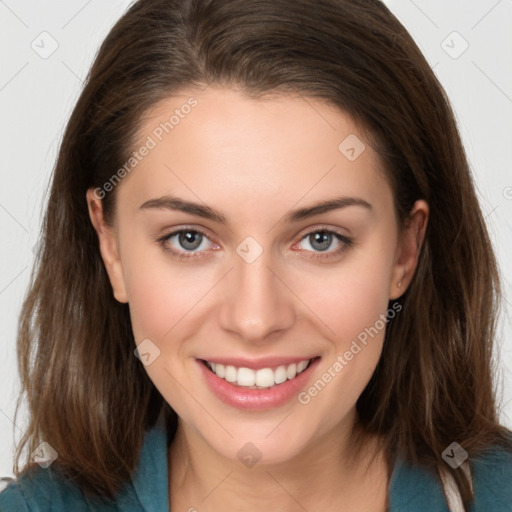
[296,237,353,261]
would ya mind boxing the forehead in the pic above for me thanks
[116,86,393,222]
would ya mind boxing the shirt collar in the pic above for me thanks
[129,418,460,512]
[388,456,450,511]
[130,413,170,512]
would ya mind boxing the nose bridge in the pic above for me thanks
[219,244,295,342]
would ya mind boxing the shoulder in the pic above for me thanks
[0,465,137,512]
[388,455,450,511]
[0,466,88,512]
[0,418,169,512]
[389,442,512,511]
[471,443,512,509]
[0,480,32,512]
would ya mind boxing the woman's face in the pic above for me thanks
[88,86,427,465]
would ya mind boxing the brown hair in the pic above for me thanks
[14,0,510,508]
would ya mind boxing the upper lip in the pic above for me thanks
[199,356,319,370]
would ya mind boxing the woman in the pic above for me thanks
[1,0,511,510]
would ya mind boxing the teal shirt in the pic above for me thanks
[1,420,511,511]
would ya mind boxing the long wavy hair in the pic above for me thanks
[14,0,510,508]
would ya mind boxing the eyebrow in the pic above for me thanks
[139,195,372,224]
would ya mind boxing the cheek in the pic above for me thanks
[123,235,395,347]
[292,247,395,402]
[121,241,221,345]
[125,266,197,342]
[295,255,394,344]
[292,268,393,424]
[118,238,179,341]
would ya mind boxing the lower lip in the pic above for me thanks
[197,358,320,410]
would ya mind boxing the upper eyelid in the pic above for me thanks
[159,228,217,251]
[161,226,216,245]
[297,224,349,238]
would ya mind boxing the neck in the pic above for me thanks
[168,414,389,512]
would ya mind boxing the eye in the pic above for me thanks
[157,226,353,262]
[294,227,353,259]
[157,228,218,261]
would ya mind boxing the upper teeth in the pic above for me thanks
[207,360,310,389]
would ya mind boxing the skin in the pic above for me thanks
[87,86,428,512]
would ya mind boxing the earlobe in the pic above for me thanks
[86,189,129,303]
[389,199,429,300]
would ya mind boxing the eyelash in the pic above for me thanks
[156,225,353,262]
[156,227,214,262]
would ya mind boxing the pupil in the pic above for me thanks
[311,232,331,251]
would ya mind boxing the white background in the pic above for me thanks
[0,0,511,479]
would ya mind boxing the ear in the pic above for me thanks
[86,189,128,303]
[389,199,429,300]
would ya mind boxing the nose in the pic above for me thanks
[218,248,295,344]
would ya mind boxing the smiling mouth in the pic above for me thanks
[201,358,319,390]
